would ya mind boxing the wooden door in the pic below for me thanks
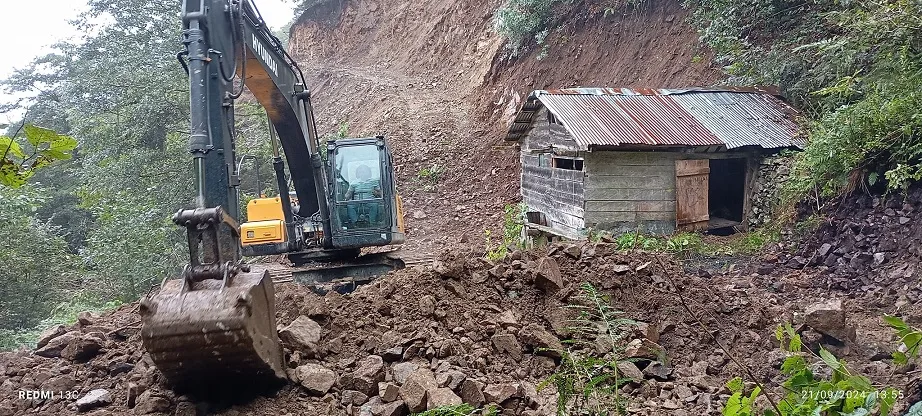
[675,159,709,231]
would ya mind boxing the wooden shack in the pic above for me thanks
[505,87,803,238]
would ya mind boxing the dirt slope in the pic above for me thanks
[287,0,724,255]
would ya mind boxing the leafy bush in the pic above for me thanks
[0,292,122,350]
[606,230,777,256]
[494,0,571,54]
[686,0,922,198]
[0,185,79,333]
[414,404,497,416]
[485,203,527,261]
[0,124,77,187]
[416,164,446,183]
[724,323,902,415]
[883,315,922,366]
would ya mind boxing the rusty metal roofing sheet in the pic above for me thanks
[506,87,803,150]
[670,92,804,149]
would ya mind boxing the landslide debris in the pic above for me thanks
[4,203,921,415]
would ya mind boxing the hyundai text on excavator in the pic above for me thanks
[139,0,405,391]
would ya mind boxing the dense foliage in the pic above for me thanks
[686,0,922,198]
[494,0,573,55]
[0,0,279,348]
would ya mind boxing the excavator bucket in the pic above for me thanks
[139,266,286,392]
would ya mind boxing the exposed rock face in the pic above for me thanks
[749,154,793,228]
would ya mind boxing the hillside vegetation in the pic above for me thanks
[1,0,919,354]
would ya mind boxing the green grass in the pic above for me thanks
[414,404,498,416]
[600,229,780,257]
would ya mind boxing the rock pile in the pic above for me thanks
[2,231,920,414]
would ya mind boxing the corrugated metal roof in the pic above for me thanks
[505,87,804,150]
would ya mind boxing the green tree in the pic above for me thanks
[0,185,78,331]
[0,125,76,187]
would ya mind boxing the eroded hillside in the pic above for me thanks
[286,0,723,253]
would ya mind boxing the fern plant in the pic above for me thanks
[539,283,639,415]
[414,404,498,416]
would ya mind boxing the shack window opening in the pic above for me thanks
[547,112,564,126]
[537,153,552,167]
[553,157,583,171]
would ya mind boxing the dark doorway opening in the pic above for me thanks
[707,158,746,229]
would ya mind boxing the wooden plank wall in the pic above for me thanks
[520,108,585,238]
[521,108,581,153]
[583,152,679,235]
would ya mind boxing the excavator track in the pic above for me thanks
[267,251,435,293]
[139,266,286,392]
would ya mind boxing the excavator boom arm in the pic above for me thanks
[182,0,331,246]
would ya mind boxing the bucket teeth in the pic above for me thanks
[140,268,286,391]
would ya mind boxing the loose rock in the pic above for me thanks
[279,316,323,356]
[75,389,112,411]
[296,364,337,395]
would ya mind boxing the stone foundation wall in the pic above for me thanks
[749,154,794,228]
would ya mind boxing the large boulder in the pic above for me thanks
[427,387,462,410]
[535,257,564,291]
[134,390,172,414]
[491,333,523,361]
[61,335,103,362]
[399,368,437,413]
[518,324,564,359]
[279,316,323,356]
[296,364,337,395]
[804,299,856,342]
[392,362,419,385]
[379,400,406,416]
[352,355,385,396]
[75,389,112,411]
[36,325,66,348]
[34,332,77,358]
[484,383,520,404]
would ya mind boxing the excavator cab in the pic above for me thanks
[328,137,405,249]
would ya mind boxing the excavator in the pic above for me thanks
[139,0,405,391]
